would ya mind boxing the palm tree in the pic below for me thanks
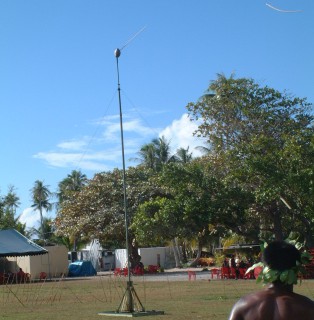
[133,136,176,171]
[195,141,212,155]
[4,185,20,216]
[135,143,156,169]
[57,170,87,203]
[29,217,60,245]
[30,180,52,242]
[175,147,193,164]
[0,198,4,220]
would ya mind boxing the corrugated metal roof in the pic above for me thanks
[215,244,260,250]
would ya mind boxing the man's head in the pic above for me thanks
[262,241,301,271]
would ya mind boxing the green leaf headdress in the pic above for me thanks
[246,236,311,286]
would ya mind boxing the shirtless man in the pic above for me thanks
[228,241,314,320]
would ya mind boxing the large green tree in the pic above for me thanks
[132,160,251,265]
[188,74,312,154]
[55,166,163,248]
[187,74,314,244]
[56,170,88,250]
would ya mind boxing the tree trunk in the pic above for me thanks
[39,206,44,242]
[271,204,283,241]
[189,241,202,267]
[181,241,188,263]
[298,213,314,247]
[172,238,182,268]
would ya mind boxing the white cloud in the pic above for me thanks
[19,207,55,230]
[159,113,207,157]
[33,112,207,172]
[57,140,88,151]
[18,207,40,229]
[33,151,116,171]
[99,115,158,142]
[33,112,159,171]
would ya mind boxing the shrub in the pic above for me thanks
[197,257,215,266]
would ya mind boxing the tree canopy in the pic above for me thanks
[187,74,314,245]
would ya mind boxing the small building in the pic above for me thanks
[0,229,69,279]
[6,245,69,279]
[115,247,176,269]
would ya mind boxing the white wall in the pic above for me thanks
[114,247,176,269]
[138,247,166,267]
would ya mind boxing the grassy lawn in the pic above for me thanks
[1,276,314,320]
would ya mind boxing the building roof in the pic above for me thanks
[0,229,48,257]
[215,244,260,250]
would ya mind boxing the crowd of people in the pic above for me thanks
[221,254,255,279]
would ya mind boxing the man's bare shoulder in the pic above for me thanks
[228,291,269,320]
[286,291,314,307]
[228,289,314,320]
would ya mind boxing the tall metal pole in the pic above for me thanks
[115,48,131,283]
[98,42,164,318]
[113,48,145,314]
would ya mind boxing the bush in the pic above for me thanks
[197,257,215,267]
[214,252,225,267]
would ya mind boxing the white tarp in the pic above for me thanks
[115,249,128,269]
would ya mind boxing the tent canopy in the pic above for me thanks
[0,229,48,257]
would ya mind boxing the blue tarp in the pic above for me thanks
[68,260,97,277]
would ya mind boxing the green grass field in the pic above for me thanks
[1,276,314,320]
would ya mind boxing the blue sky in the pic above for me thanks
[1,0,313,229]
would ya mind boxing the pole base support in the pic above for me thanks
[98,310,165,317]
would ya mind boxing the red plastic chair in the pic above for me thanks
[188,270,196,280]
[230,267,237,279]
[210,268,220,279]
[221,267,230,279]
[114,268,121,276]
[238,268,248,279]
[132,265,144,276]
[148,265,158,273]
[39,272,47,280]
[254,266,263,279]
[122,268,128,277]
[0,273,4,284]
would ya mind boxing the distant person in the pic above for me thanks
[230,254,239,279]
[228,241,314,320]
[17,268,25,282]
[6,271,14,283]
[247,256,254,267]
[235,255,240,267]
[230,255,237,268]
[238,259,246,269]
[222,257,229,268]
